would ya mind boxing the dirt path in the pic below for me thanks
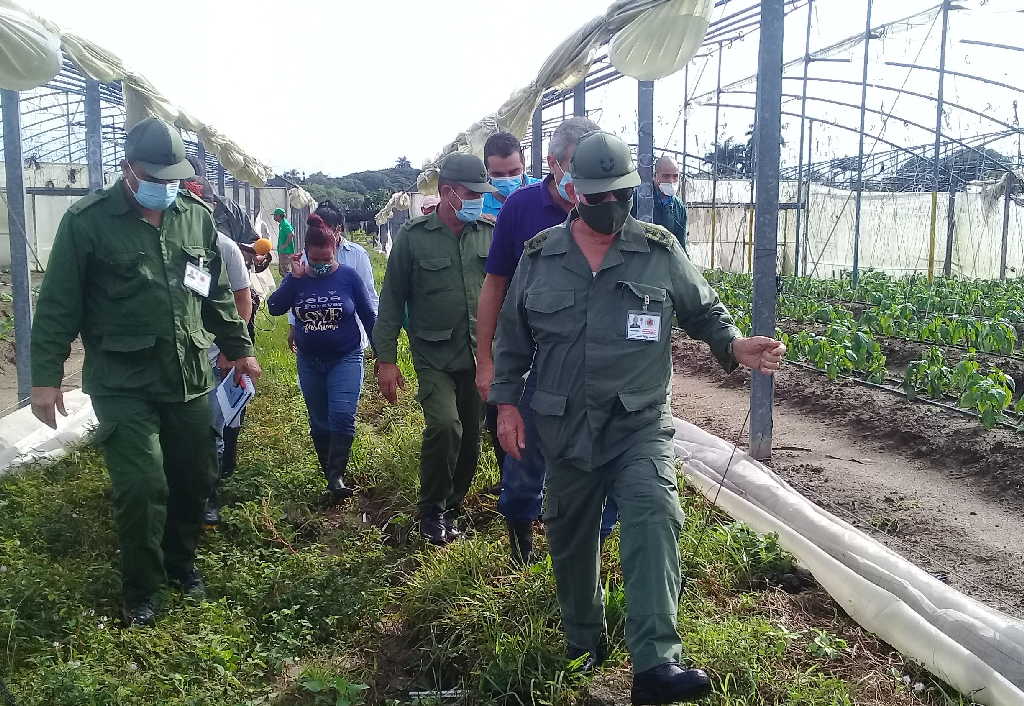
[671,335,1024,618]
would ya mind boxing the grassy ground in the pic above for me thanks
[0,238,972,705]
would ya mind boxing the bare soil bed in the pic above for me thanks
[671,332,1024,618]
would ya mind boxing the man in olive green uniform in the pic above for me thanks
[490,132,785,704]
[30,118,261,626]
[374,153,496,545]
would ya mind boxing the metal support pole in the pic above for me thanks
[84,79,104,191]
[793,0,814,277]
[254,188,261,218]
[2,90,33,406]
[681,65,689,196]
[749,0,785,461]
[637,80,655,223]
[232,177,240,204]
[931,0,951,280]
[944,184,956,276]
[803,120,813,275]
[937,0,954,276]
[531,106,544,178]
[851,0,873,288]
[999,174,1012,280]
[244,182,252,219]
[711,43,724,269]
[573,77,586,117]
[217,164,226,197]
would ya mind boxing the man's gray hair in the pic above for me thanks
[548,116,601,163]
[655,155,678,172]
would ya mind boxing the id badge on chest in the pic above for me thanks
[184,257,212,298]
[626,294,661,342]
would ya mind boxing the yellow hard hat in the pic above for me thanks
[253,238,272,256]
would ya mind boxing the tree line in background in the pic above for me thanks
[282,156,420,222]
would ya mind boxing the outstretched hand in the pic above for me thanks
[732,336,786,374]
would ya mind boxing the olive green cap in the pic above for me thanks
[439,153,497,194]
[124,117,195,180]
[273,207,286,216]
[570,130,641,194]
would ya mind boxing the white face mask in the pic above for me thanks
[658,182,677,197]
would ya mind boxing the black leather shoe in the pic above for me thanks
[419,513,448,545]
[566,635,608,673]
[631,662,712,704]
[202,497,221,526]
[442,512,462,542]
[169,567,206,599]
[122,598,156,627]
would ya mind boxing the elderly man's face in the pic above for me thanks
[655,161,679,185]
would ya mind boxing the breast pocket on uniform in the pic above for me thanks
[97,251,146,299]
[418,257,454,295]
[618,281,668,343]
[524,289,575,339]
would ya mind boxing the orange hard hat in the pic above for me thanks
[253,238,272,255]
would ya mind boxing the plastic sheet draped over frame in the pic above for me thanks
[671,418,1024,706]
[0,391,97,477]
[0,1,273,186]
[411,0,713,198]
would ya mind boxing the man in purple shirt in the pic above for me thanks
[475,116,617,564]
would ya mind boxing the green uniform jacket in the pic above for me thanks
[31,180,254,401]
[489,213,739,471]
[373,212,493,371]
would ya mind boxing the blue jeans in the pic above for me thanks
[296,349,364,436]
[499,375,618,539]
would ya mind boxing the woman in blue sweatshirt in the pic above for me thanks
[268,214,377,504]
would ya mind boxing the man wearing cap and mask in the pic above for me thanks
[373,152,496,545]
[30,117,261,627]
[490,131,785,703]
[653,156,688,253]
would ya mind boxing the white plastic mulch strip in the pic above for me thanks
[672,418,1024,706]
[0,390,96,477]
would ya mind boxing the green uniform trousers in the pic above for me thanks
[542,436,684,674]
[91,394,217,603]
[415,367,482,517]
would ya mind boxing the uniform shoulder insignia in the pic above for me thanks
[66,189,108,215]
[182,188,214,212]
[641,221,676,248]
[523,230,551,256]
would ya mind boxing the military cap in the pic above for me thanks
[439,153,497,193]
[570,131,641,194]
[124,117,195,180]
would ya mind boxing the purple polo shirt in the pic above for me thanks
[485,175,570,277]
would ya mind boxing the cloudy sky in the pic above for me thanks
[31,0,1024,177]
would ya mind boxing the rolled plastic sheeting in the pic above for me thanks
[672,418,1024,706]
[0,0,60,90]
[609,0,712,81]
[0,390,96,477]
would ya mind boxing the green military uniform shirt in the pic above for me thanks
[31,179,254,401]
[490,213,740,470]
[373,212,493,371]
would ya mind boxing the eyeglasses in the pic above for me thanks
[581,188,633,205]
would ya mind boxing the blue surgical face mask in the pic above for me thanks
[127,164,178,210]
[447,188,483,223]
[554,162,572,201]
[491,175,523,198]
[309,261,333,277]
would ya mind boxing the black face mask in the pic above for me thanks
[577,196,633,235]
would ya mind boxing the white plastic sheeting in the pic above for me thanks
[0,1,273,185]
[408,0,713,203]
[0,390,96,477]
[672,418,1024,706]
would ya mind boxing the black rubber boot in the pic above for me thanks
[325,433,355,504]
[311,432,331,477]
[168,566,206,600]
[506,519,534,565]
[221,423,241,478]
[202,490,221,527]
[631,662,712,704]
